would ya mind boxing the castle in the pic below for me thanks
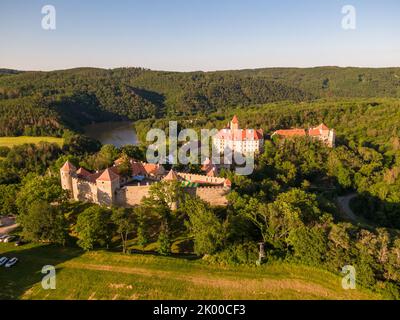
[213,115,264,155]
[60,158,231,208]
[271,123,336,147]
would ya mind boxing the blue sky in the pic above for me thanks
[0,0,399,71]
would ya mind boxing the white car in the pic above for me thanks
[0,235,8,242]
[0,256,8,266]
[5,257,18,268]
[3,236,15,243]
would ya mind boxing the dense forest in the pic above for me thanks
[1,66,400,136]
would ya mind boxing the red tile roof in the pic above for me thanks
[273,129,307,137]
[131,161,147,176]
[97,168,120,182]
[273,124,331,139]
[216,128,263,141]
[61,161,76,172]
[143,163,165,175]
[77,167,91,177]
[163,169,179,181]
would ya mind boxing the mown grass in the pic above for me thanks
[0,136,64,148]
[0,243,382,300]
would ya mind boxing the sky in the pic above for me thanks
[0,0,399,71]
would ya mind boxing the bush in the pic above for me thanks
[379,282,400,300]
[157,230,172,256]
[203,242,259,266]
[0,146,10,157]
[287,226,328,266]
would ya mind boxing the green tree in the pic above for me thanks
[287,226,327,265]
[81,144,119,170]
[117,153,132,177]
[183,197,227,255]
[142,180,182,255]
[235,189,321,248]
[111,207,135,253]
[16,174,67,214]
[0,184,18,216]
[135,206,151,247]
[18,201,67,244]
[75,206,112,251]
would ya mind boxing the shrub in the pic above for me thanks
[203,242,259,266]
[0,146,10,157]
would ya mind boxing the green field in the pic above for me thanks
[0,136,64,148]
[0,243,381,300]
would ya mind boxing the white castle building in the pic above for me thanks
[212,115,264,155]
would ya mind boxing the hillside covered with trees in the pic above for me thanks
[1,66,400,136]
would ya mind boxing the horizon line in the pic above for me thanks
[3,64,400,74]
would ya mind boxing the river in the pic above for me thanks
[84,121,139,148]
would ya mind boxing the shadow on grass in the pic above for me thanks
[0,244,82,300]
[115,247,200,261]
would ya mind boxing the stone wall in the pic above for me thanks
[177,172,225,185]
[184,186,229,206]
[71,178,229,208]
[116,185,151,207]
[72,177,98,203]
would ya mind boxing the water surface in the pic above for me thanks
[84,121,138,147]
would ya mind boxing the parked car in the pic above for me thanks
[5,257,18,268]
[4,235,16,243]
[0,257,8,266]
[0,235,8,242]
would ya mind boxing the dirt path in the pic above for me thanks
[337,193,358,222]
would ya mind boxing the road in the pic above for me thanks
[0,216,18,236]
[337,193,358,222]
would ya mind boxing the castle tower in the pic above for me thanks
[60,161,76,196]
[230,115,239,130]
[96,168,120,207]
[162,169,179,210]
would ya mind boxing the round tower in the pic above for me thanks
[60,160,76,195]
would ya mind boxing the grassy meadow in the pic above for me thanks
[0,136,64,148]
[0,243,382,300]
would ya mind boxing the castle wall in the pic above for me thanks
[72,177,98,203]
[68,172,229,208]
[184,187,229,206]
[177,172,225,185]
[115,185,151,207]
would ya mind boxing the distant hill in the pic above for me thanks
[0,69,22,76]
[0,66,399,136]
